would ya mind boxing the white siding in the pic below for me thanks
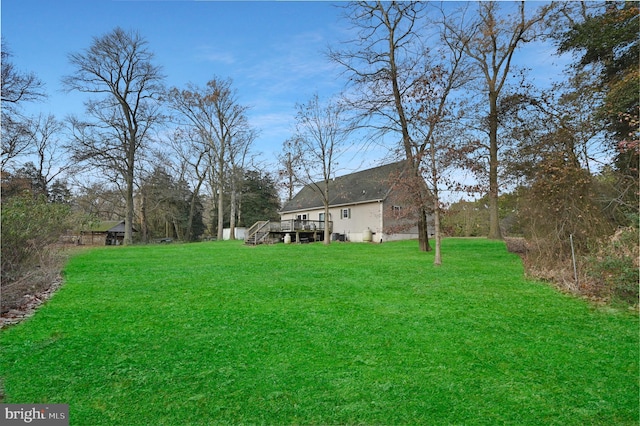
[281,201,407,242]
[281,201,422,243]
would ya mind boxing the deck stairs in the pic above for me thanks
[245,219,332,245]
[245,221,272,245]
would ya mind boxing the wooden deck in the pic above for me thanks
[245,219,333,245]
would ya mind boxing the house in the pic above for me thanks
[80,220,135,246]
[244,161,431,245]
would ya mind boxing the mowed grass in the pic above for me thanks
[1,239,638,425]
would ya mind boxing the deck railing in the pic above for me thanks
[245,219,334,245]
[280,219,332,233]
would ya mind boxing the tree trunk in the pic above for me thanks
[229,182,237,240]
[323,203,331,245]
[237,191,243,230]
[383,6,430,252]
[431,143,441,265]
[185,192,197,242]
[141,192,149,243]
[185,178,204,242]
[216,144,226,241]
[488,91,502,240]
[433,205,442,266]
[208,150,219,238]
[409,157,431,252]
[124,170,135,246]
[216,156,225,241]
[173,220,183,241]
[418,207,431,252]
[322,178,331,245]
[216,181,224,241]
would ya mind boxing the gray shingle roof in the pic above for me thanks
[86,220,125,232]
[280,161,408,213]
[83,220,137,233]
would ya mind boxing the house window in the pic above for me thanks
[296,214,307,220]
[319,213,331,230]
[392,205,402,218]
[341,208,351,219]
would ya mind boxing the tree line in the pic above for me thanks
[2,33,281,246]
[2,2,637,304]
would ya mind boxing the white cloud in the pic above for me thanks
[193,45,236,65]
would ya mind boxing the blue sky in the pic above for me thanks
[2,0,352,164]
[2,1,569,181]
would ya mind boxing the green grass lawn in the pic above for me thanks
[1,239,638,425]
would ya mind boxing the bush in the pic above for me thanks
[585,227,639,306]
[1,194,71,313]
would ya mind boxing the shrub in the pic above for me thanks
[1,194,71,313]
[585,227,639,306]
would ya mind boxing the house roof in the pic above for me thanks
[85,220,128,233]
[280,161,408,213]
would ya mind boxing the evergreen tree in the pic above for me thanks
[240,170,281,227]
[558,2,639,174]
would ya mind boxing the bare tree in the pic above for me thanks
[1,40,45,108]
[293,93,355,245]
[330,1,434,251]
[63,27,164,245]
[25,114,71,195]
[166,77,252,240]
[442,2,552,239]
[1,115,30,169]
[73,182,126,221]
[409,65,469,263]
[385,6,473,265]
[1,40,46,168]
[227,128,256,239]
[165,127,210,241]
[277,138,303,203]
